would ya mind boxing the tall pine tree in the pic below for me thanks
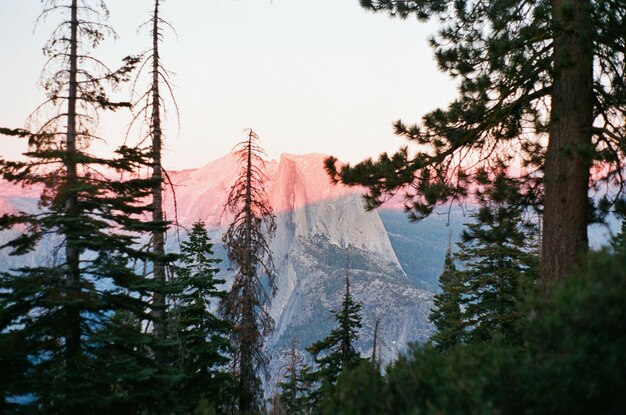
[172,220,232,413]
[0,0,176,413]
[274,338,312,415]
[456,174,538,344]
[429,242,464,350]
[306,273,363,406]
[611,218,626,255]
[326,0,626,287]
[127,0,180,344]
[221,129,276,415]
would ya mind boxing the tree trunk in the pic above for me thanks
[222,130,275,414]
[239,131,255,414]
[288,338,297,404]
[150,0,167,341]
[543,0,593,291]
[371,319,379,364]
[65,0,81,362]
[239,289,254,414]
[341,275,351,369]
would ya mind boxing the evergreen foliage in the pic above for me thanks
[306,274,363,408]
[0,1,177,412]
[221,129,276,415]
[327,0,626,283]
[128,0,180,343]
[273,339,313,415]
[455,175,539,344]
[1,2,624,414]
[323,247,626,414]
[319,360,387,415]
[611,218,626,254]
[428,244,464,350]
[171,221,232,413]
[523,248,626,415]
[429,174,538,348]
[89,311,181,415]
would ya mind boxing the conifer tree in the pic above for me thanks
[128,0,179,343]
[326,0,626,286]
[221,129,276,415]
[371,318,381,365]
[611,218,626,255]
[429,243,464,350]
[306,273,363,401]
[275,339,312,415]
[456,174,538,344]
[0,1,175,412]
[172,221,232,412]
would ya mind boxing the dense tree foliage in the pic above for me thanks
[306,274,363,409]
[0,1,623,413]
[428,243,463,350]
[430,174,538,348]
[221,129,276,415]
[322,247,626,414]
[327,0,626,284]
[320,360,388,415]
[455,175,539,344]
[612,218,626,254]
[272,339,313,415]
[0,0,177,412]
[171,221,232,413]
[128,0,180,343]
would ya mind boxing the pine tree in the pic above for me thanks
[128,0,179,344]
[275,339,312,415]
[429,243,464,350]
[89,310,179,415]
[455,175,538,344]
[326,0,626,286]
[0,1,175,412]
[172,221,233,412]
[370,318,381,365]
[221,129,276,415]
[611,218,626,255]
[306,273,363,404]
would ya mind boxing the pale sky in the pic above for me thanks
[0,0,456,170]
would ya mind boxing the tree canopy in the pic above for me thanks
[429,243,464,350]
[306,273,363,407]
[172,221,232,413]
[327,0,626,284]
[0,1,176,412]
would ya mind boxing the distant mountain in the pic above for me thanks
[0,153,436,369]
[1,151,617,378]
[163,153,435,367]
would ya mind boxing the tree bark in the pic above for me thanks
[239,289,254,414]
[239,131,255,414]
[65,0,81,362]
[371,319,379,364]
[150,0,167,341]
[543,0,594,290]
[222,130,275,414]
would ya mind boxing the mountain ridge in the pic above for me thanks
[0,151,437,373]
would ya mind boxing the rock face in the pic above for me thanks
[0,152,435,370]
[164,152,434,366]
[262,154,433,365]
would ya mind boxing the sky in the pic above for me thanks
[0,0,456,170]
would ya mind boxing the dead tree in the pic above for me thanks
[0,0,173,411]
[221,129,276,414]
[128,0,179,343]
